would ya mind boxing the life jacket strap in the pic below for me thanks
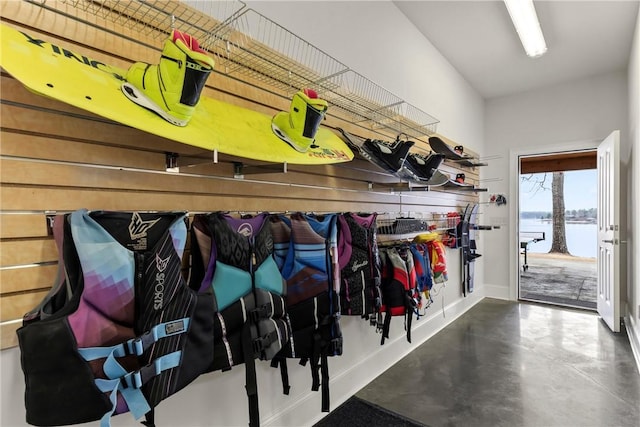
[320,354,330,412]
[404,292,415,343]
[77,319,189,426]
[78,318,190,361]
[380,311,392,345]
[270,357,291,395]
[310,334,332,412]
[329,313,343,356]
[141,409,155,427]
[310,335,321,392]
[242,324,259,427]
[94,351,182,427]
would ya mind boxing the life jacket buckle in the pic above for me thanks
[127,337,145,356]
[249,303,273,323]
[252,338,265,354]
[369,314,378,327]
[252,331,279,356]
[330,337,343,355]
[120,370,143,390]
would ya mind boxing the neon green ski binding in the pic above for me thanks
[272,88,329,152]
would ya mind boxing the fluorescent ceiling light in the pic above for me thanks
[504,0,547,58]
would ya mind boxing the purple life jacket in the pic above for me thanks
[17,210,213,427]
[337,213,382,326]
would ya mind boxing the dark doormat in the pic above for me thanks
[313,396,428,427]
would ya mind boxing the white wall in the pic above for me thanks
[0,2,487,427]
[483,70,629,300]
[626,7,640,366]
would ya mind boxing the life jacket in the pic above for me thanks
[17,210,213,427]
[379,247,417,345]
[410,244,433,315]
[189,212,290,427]
[269,212,342,412]
[414,232,448,284]
[428,239,449,284]
[337,213,382,326]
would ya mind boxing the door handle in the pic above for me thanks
[602,239,614,244]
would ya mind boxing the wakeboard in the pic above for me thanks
[0,24,353,165]
[466,203,481,294]
[428,136,487,168]
[458,204,471,297]
[442,174,488,192]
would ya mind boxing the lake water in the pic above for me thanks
[520,218,597,258]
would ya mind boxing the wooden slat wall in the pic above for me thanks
[0,1,481,349]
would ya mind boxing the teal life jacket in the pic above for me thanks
[189,212,290,427]
[269,212,342,413]
[17,210,214,427]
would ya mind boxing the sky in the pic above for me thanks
[519,169,597,212]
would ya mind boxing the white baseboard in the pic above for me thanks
[263,292,485,427]
[625,314,640,374]
[483,283,511,300]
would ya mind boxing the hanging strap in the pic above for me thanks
[309,333,332,412]
[241,323,259,427]
[320,354,330,412]
[405,293,414,343]
[141,410,155,427]
[380,311,392,345]
[310,334,321,392]
[270,357,290,395]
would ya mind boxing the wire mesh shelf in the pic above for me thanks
[320,70,403,126]
[383,101,440,138]
[211,8,349,96]
[55,0,246,47]
[377,217,430,235]
[320,70,439,138]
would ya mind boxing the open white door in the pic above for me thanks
[597,130,621,332]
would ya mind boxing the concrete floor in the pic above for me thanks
[355,299,640,427]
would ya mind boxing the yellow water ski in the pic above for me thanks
[0,24,353,164]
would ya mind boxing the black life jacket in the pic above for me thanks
[17,210,213,427]
[337,213,382,326]
[269,212,342,413]
[189,212,290,427]
[379,247,418,345]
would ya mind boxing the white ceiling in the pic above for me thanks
[394,1,640,99]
